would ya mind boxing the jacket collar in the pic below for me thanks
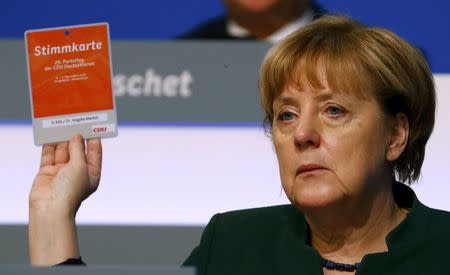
[385,182,429,250]
[276,182,429,274]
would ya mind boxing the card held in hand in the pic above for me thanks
[25,23,118,145]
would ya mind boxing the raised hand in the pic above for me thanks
[29,134,102,265]
[29,134,102,215]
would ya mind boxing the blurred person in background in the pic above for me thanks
[178,0,325,42]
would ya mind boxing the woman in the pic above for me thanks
[29,16,450,274]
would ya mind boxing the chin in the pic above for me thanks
[232,0,278,12]
[286,178,346,210]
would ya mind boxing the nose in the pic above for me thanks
[294,114,321,150]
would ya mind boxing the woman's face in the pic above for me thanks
[272,82,391,210]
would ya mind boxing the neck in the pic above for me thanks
[226,1,308,39]
[304,180,407,264]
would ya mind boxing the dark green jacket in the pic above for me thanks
[183,183,450,274]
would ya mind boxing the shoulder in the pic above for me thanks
[212,204,300,231]
[420,204,450,235]
[183,204,305,270]
[202,204,304,250]
[405,198,450,253]
[399,203,450,266]
[217,204,297,220]
[395,183,450,239]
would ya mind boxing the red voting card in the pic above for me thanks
[25,23,117,145]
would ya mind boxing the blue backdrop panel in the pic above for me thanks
[1,0,449,71]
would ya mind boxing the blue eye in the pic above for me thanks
[326,106,345,116]
[278,111,296,121]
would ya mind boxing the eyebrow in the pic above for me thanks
[274,92,337,106]
[314,92,335,101]
[273,96,297,107]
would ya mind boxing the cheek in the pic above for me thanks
[323,123,387,190]
[273,135,296,190]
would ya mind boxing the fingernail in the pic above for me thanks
[71,133,82,142]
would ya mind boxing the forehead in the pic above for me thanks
[274,59,373,104]
[272,67,370,106]
[273,83,356,107]
[260,35,377,118]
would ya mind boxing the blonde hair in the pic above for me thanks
[259,15,435,184]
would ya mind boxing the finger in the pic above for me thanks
[40,144,56,168]
[54,141,70,164]
[86,138,102,190]
[68,134,86,163]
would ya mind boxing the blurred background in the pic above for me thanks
[1,0,449,266]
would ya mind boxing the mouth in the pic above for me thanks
[296,164,328,176]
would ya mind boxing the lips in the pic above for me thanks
[296,164,328,175]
